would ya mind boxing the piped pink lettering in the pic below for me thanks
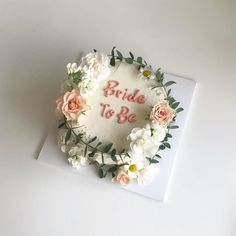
[104,80,119,97]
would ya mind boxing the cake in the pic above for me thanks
[56,47,183,185]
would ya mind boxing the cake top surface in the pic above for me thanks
[78,63,164,150]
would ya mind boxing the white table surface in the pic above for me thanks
[0,1,236,235]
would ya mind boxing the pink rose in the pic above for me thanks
[150,101,176,125]
[115,170,130,185]
[56,89,87,121]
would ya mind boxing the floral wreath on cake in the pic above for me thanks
[56,47,183,185]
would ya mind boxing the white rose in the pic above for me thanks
[145,122,167,143]
[80,52,110,81]
[127,122,167,158]
[127,127,159,157]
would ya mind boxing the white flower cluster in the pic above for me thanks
[116,122,167,185]
[57,129,88,170]
[67,63,80,75]
[68,146,88,169]
[66,52,110,97]
[128,123,166,158]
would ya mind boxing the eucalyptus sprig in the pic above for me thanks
[60,119,129,174]
[109,47,148,68]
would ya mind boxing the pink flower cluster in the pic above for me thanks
[150,101,176,125]
[56,89,88,121]
[115,170,130,185]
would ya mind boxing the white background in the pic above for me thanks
[0,0,235,235]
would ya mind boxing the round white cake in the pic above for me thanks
[56,48,183,185]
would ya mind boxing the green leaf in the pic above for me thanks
[129,51,134,59]
[88,151,96,157]
[137,57,142,64]
[103,143,113,153]
[171,102,180,109]
[93,49,97,53]
[165,81,176,87]
[110,57,116,66]
[167,89,171,96]
[116,50,123,60]
[176,107,184,113]
[65,129,71,143]
[126,153,131,158]
[98,168,104,178]
[159,145,165,150]
[172,101,180,108]
[151,85,162,90]
[168,125,179,129]
[111,148,116,156]
[111,148,117,161]
[111,46,116,57]
[96,142,102,147]
[111,155,117,162]
[58,121,66,128]
[88,136,97,144]
[76,134,83,144]
[155,154,162,158]
[146,157,159,164]
[125,58,133,64]
[160,75,164,83]
[150,159,159,164]
[164,142,171,149]
[112,172,116,178]
[108,165,118,173]
[120,149,125,154]
[166,133,172,138]
[144,60,148,65]
[155,70,161,78]
[84,145,88,156]
[168,97,176,105]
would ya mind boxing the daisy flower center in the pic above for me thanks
[142,69,152,77]
[129,164,138,172]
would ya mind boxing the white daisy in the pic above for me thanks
[139,66,155,80]
[124,160,144,179]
